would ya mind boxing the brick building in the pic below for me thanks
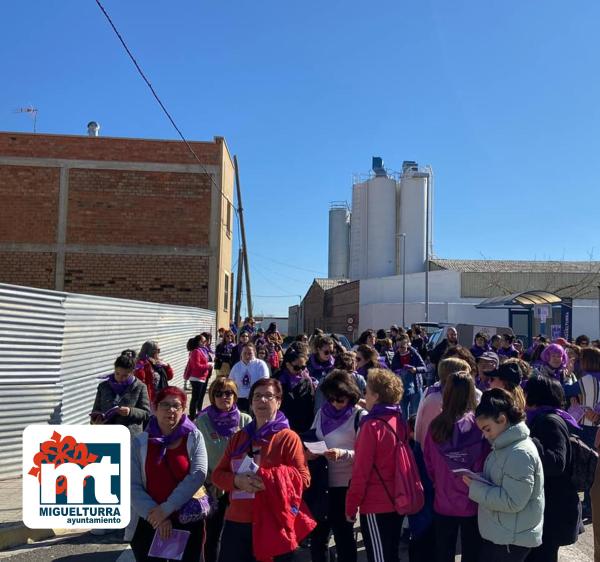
[0,131,234,328]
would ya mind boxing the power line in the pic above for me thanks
[94,0,233,206]
[249,250,326,275]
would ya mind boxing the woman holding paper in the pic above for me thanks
[195,378,252,562]
[308,370,365,562]
[212,378,314,562]
[131,386,208,562]
[91,350,150,436]
[524,375,581,562]
[464,389,544,561]
[423,371,490,562]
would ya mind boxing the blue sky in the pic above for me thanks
[2,1,599,317]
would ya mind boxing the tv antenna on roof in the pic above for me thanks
[15,106,38,133]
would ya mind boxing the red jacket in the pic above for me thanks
[183,348,211,383]
[253,465,316,561]
[134,359,174,403]
[346,413,401,517]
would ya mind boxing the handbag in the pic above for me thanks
[178,485,218,524]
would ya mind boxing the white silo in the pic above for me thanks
[398,161,429,274]
[349,158,399,279]
[328,203,350,278]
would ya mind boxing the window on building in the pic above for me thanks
[224,272,229,311]
[226,201,232,238]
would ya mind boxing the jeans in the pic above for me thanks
[480,540,530,562]
[433,513,481,562]
[189,380,208,420]
[401,390,422,421]
[218,520,297,562]
[310,487,356,562]
[580,425,597,516]
[360,512,403,562]
[131,517,204,562]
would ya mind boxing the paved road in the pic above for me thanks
[0,522,594,561]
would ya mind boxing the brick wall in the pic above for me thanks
[0,132,220,164]
[67,168,211,245]
[0,166,58,244]
[324,281,359,334]
[0,252,55,288]
[64,254,209,307]
[302,283,325,333]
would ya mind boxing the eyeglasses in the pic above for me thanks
[290,364,305,372]
[328,396,347,404]
[158,401,183,411]
[252,393,279,402]
[214,390,234,399]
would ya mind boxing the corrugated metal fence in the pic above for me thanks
[0,283,215,479]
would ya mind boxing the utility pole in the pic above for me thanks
[234,156,253,319]
[234,248,243,327]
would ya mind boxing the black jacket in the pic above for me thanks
[529,412,581,546]
[278,376,315,434]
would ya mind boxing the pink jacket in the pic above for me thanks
[183,348,211,382]
[414,391,443,445]
[346,413,402,517]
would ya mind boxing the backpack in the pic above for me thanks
[372,415,425,515]
[569,433,598,491]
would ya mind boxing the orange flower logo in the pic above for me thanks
[28,431,98,494]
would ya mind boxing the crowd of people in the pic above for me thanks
[89,319,600,562]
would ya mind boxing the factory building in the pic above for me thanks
[292,157,600,342]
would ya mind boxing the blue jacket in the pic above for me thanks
[391,347,426,394]
[468,422,544,548]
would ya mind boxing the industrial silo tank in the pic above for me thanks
[350,176,398,279]
[328,205,350,278]
[399,172,427,274]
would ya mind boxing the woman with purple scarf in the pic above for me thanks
[91,350,150,436]
[525,375,581,562]
[423,372,490,562]
[308,371,365,562]
[276,347,316,433]
[131,386,208,562]
[307,335,336,382]
[533,343,568,383]
[195,378,252,562]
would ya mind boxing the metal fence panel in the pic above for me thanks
[0,283,215,479]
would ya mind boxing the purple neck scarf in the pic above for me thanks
[100,373,136,396]
[526,406,580,430]
[232,410,290,456]
[436,413,487,470]
[360,402,401,426]
[147,415,196,461]
[309,354,334,377]
[278,367,309,390]
[320,402,354,435]
[204,405,241,438]
[424,382,442,398]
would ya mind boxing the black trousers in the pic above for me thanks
[480,539,531,562]
[130,517,204,562]
[310,487,356,562]
[218,520,297,562]
[203,494,228,562]
[359,512,403,562]
[433,513,481,562]
[524,540,559,562]
[189,380,208,420]
[408,522,436,562]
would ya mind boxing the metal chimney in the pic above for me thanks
[87,121,100,137]
[372,156,387,177]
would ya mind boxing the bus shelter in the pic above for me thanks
[476,291,572,348]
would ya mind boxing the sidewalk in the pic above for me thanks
[0,477,81,551]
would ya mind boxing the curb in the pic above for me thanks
[0,523,81,552]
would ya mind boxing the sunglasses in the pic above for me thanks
[328,396,347,404]
[320,349,332,356]
[214,390,234,399]
[290,364,305,372]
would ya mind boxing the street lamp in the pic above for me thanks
[398,233,407,328]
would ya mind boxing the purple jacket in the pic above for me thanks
[423,413,490,517]
[469,344,489,359]
[498,346,519,358]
